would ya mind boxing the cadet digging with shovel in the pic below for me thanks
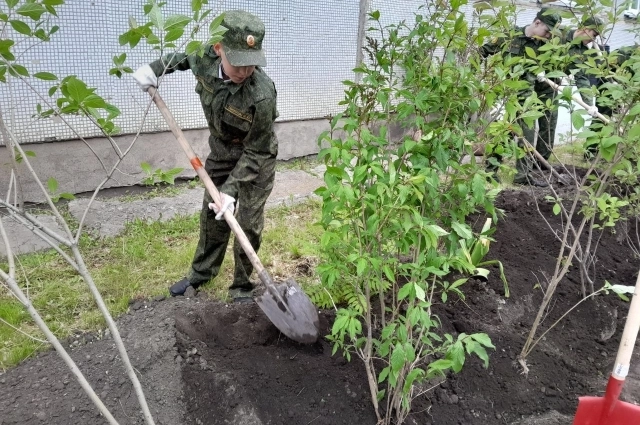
[133,10,278,301]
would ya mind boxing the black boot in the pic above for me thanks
[169,278,192,297]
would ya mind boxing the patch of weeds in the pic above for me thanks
[275,155,321,173]
[551,140,591,168]
[117,184,185,203]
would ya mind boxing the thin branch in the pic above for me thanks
[0,200,72,247]
[0,211,15,278]
[70,246,156,425]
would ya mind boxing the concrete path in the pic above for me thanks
[0,167,325,258]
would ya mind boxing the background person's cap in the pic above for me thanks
[536,8,562,29]
[582,16,604,35]
[221,10,267,67]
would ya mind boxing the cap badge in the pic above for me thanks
[247,35,255,47]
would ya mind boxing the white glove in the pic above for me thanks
[208,194,235,220]
[536,72,546,83]
[132,64,157,92]
[587,105,599,117]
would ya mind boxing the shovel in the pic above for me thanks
[572,270,640,424]
[147,87,320,344]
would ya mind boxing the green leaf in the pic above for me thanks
[164,28,184,42]
[164,14,191,30]
[448,341,465,373]
[149,4,164,29]
[0,39,15,60]
[390,344,405,373]
[48,85,58,96]
[377,366,390,384]
[104,104,120,119]
[414,283,426,301]
[34,72,57,81]
[65,78,92,102]
[16,3,47,20]
[59,192,75,200]
[403,368,425,393]
[10,20,31,35]
[451,221,472,239]
[524,46,536,58]
[6,0,20,9]
[43,0,65,5]
[47,177,58,194]
[571,111,585,130]
[112,53,126,66]
[140,162,152,174]
[470,333,495,349]
[185,40,202,56]
[552,203,561,215]
[628,124,640,140]
[398,282,413,300]
[208,13,225,34]
[11,63,29,76]
[82,94,108,109]
[628,103,640,117]
[191,0,203,12]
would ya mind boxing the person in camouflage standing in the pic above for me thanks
[539,16,603,162]
[585,42,639,158]
[132,10,278,300]
[480,8,562,187]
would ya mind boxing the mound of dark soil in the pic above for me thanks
[1,189,639,425]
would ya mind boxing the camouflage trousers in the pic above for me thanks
[486,97,558,179]
[514,98,558,180]
[187,157,276,289]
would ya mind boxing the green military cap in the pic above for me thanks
[221,10,267,67]
[536,7,562,29]
[582,16,604,35]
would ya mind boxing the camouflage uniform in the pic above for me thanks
[149,11,278,291]
[535,27,600,161]
[586,44,639,156]
[480,8,561,183]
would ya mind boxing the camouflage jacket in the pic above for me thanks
[480,26,548,98]
[611,45,639,76]
[149,46,278,199]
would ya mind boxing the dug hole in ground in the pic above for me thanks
[1,180,640,425]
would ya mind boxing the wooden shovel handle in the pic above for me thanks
[147,87,266,278]
[542,77,610,124]
[612,270,640,379]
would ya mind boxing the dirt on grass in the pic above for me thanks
[1,186,640,425]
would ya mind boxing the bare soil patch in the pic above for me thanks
[1,188,639,425]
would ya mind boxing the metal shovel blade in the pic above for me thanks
[573,396,640,424]
[256,278,319,344]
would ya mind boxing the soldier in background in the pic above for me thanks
[585,43,639,158]
[132,10,279,301]
[480,8,562,187]
[534,16,603,165]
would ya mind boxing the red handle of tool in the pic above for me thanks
[599,270,640,421]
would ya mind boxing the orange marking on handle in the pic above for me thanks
[190,157,203,170]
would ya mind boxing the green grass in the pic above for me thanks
[550,139,591,168]
[275,155,322,173]
[0,198,322,370]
